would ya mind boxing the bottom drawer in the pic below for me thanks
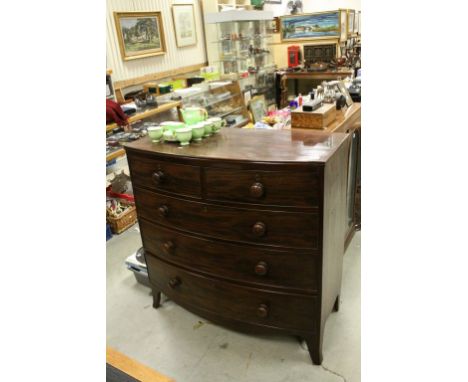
[146,255,318,331]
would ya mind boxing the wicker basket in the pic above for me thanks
[107,204,137,234]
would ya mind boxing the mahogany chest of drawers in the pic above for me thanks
[125,128,350,364]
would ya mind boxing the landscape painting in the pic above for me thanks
[281,11,340,42]
[114,12,166,61]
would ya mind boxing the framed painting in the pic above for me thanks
[172,4,197,48]
[347,10,355,35]
[249,95,267,123]
[114,12,166,61]
[355,11,361,35]
[339,9,348,42]
[280,11,341,42]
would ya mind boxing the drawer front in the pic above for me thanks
[135,187,320,249]
[204,168,321,207]
[140,220,320,292]
[127,153,201,197]
[146,255,318,331]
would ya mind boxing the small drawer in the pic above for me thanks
[146,255,318,331]
[127,153,201,197]
[204,167,321,207]
[140,220,320,293]
[135,188,320,249]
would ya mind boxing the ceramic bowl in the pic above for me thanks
[207,117,224,133]
[202,121,214,137]
[191,123,205,142]
[147,126,163,143]
[175,127,192,146]
[160,121,186,133]
[163,130,177,142]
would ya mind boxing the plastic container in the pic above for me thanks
[125,248,151,287]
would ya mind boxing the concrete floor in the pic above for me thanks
[107,225,360,382]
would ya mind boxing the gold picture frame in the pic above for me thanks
[172,4,197,48]
[280,11,341,43]
[114,12,166,61]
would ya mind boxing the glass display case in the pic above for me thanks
[214,21,274,75]
[205,10,277,108]
[157,80,250,128]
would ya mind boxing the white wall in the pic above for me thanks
[106,0,207,82]
[264,0,361,16]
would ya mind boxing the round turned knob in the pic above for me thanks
[168,277,181,289]
[257,304,269,318]
[250,182,264,198]
[163,241,175,254]
[252,222,266,237]
[158,205,169,217]
[152,170,165,185]
[254,261,268,276]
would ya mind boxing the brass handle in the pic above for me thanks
[252,222,266,237]
[158,205,169,217]
[250,182,264,198]
[163,241,175,254]
[152,170,165,185]
[168,277,181,289]
[257,304,269,318]
[254,261,268,276]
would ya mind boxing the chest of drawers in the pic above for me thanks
[125,128,350,364]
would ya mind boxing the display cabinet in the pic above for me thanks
[204,10,277,107]
[157,80,250,128]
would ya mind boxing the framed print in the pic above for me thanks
[172,4,197,48]
[280,11,341,42]
[339,9,347,42]
[249,95,267,123]
[114,12,166,61]
[347,10,355,35]
[355,11,361,34]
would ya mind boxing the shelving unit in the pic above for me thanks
[106,101,182,132]
[158,80,249,127]
[106,101,183,163]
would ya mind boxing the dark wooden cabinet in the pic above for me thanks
[125,128,350,365]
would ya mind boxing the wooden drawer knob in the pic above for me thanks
[152,170,165,185]
[254,261,268,276]
[257,304,269,318]
[252,222,266,237]
[168,277,181,289]
[163,241,175,254]
[250,182,264,198]
[158,205,169,217]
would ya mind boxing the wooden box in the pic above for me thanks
[291,103,337,129]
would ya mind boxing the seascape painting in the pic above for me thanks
[281,11,340,41]
[114,12,166,60]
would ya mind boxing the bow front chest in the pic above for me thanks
[125,128,350,364]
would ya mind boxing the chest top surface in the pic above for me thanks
[125,128,348,164]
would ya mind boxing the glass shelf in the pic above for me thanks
[212,35,273,43]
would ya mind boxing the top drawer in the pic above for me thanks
[204,167,321,208]
[127,153,201,198]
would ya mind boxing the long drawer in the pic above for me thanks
[146,255,318,331]
[140,219,320,292]
[127,153,201,197]
[135,187,320,249]
[204,167,321,208]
